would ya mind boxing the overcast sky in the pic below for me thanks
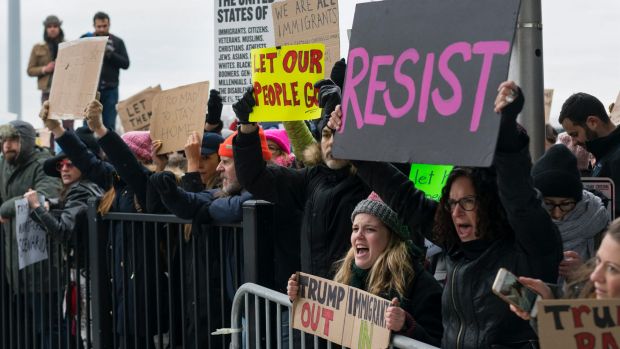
[1,0,619,129]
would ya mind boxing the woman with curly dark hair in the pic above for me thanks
[328,81,563,348]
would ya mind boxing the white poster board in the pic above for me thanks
[14,198,48,270]
[214,0,275,104]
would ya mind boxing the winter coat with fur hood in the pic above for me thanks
[0,120,62,292]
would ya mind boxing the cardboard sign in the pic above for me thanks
[610,91,620,126]
[214,0,276,104]
[49,37,107,120]
[409,164,453,201]
[272,0,339,77]
[538,299,620,349]
[150,81,210,154]
[117,85,162,131]
[15,198,48,269]
[250,44,324,122]
[544,89,554,123]
[582,177,615,220]
[332,0,520,167]
[292,272,391,348]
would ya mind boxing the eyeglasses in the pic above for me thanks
[543,200,577,213]
[445,195,477,212]
[56,160,74,171]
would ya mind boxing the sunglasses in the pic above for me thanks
[56,160,74,171]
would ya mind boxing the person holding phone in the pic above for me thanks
[327,81,563,348]
[510,218,620,322]
[287,199,443,346]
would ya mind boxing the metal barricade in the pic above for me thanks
[229,283,440,349]
[0,211,93,349]
[87,199,275,349]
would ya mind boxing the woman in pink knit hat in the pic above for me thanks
[264,128,296,168]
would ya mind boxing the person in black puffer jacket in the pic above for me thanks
[328,81,563,348]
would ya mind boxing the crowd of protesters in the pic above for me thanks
[4,11,620,349]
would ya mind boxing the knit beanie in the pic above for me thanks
[351,199,410,240]
[121,131,152,162]
[220,127,271,161]
[264,129,291,154]
[532,144,583,201]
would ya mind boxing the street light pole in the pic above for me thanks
[515,0,545,161]
[8,0,22,120]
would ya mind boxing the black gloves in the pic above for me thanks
[207,89,223,125]
[330,58,346,90]
[105,39,115,57]
[315,79,342,133]
[149,171,178,196]
[232,87,256,124]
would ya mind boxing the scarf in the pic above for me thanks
[554,189,609,260]
[348,256,412,309]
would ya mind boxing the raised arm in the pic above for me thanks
[84,99,150,207]
[493,82,563,281]
[232,88,309,208]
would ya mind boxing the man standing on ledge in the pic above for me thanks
[82,11,130,131]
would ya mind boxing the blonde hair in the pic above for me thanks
[333,233,414,299]
[98,187,115,215]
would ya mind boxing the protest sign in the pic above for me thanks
[117,85,162,131]
[538,299,620,349]
[544,89,554,123]
[333,0,520,167]
[342,286,392,348]
[15,198,48,270]
[215,0,275,104]
[292,272,391,348]
[250,44,324,122]
[409,164,453,201]
[272,0,339,77]
[49,37,107,120]
[150,81,210,154]
[610,91,620,125]
[582,177,615,220]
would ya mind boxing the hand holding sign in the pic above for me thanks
[39,101,61,132]
[84,99,105,134]
[385,298,406,332]
[23,189,41,209]
[287,273,299,302]
[316,79,342,128]
[151,140,168,172]
[330,58,346,89]
[327,104,343,132]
